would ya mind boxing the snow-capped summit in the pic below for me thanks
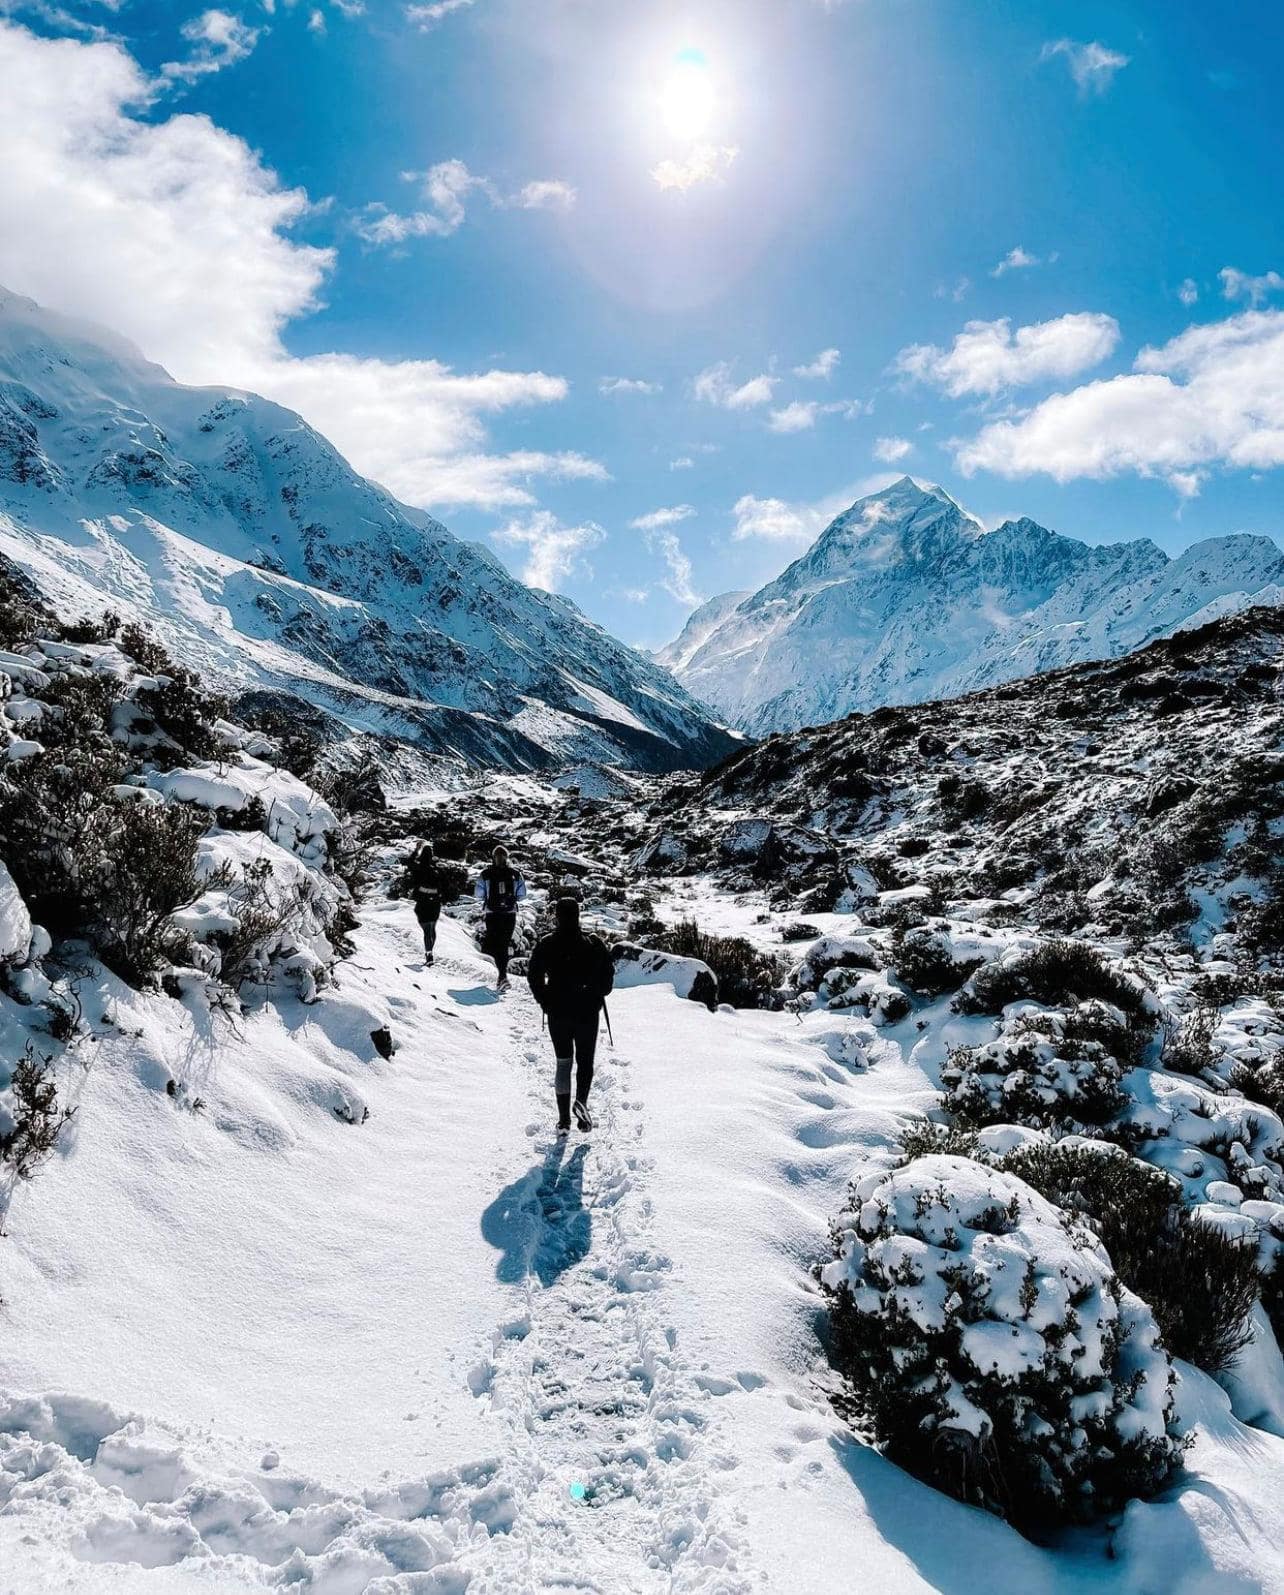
[0,287,735,773]
[663,476,1284,734]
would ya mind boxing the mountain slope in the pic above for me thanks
[0,287,735,773]
[665,477,1284,734]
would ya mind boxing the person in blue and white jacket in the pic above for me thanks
[475,845,526,989]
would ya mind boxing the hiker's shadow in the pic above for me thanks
[481,1141,591,1287]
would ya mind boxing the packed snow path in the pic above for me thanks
[6,895,1284,1592]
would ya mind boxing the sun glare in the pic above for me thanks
[660,47,716,142]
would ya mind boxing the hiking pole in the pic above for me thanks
[602,999,614,1047]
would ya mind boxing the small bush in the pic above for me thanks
[1000,1140,1260,1373]
[961,940,1154,1036]
[86,799,212,983]
[822,1154,1183,1531]
[942,1004,1133,1135]
[0,1045,75,1180]
[891,924,983,997]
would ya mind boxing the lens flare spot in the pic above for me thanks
[660,50,716,141]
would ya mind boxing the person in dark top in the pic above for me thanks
[527,896,615,1133]
[402,840,444,965]
[475,845,527,990]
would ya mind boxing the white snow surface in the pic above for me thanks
[663,476,1284,734]
[5,885,1284,1592]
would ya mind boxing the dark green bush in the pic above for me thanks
[1000,1140,1260,1373]
[647,919,785,1009]
[960,940,1154,1036]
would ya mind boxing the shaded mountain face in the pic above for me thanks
[0,288,736,774]
[663,477,1284,735]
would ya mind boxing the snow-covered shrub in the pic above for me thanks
[0,1044,74,1180]
[891,923,984,997]
[942,1004,1133,1136]
[999,1139,1260,1373]
[960,940,1154,1041]
[611,943,718,1009]
[821,1154,1183,1530]
[85,798,212,984]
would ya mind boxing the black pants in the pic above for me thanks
[485,913,516,981]
[414,902,440,956]
[548,1012,599,1103]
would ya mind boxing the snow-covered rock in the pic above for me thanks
[664,476,1284,734]
[0,859,31,964]
[611,943,718,1008]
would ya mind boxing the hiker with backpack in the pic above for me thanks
[402,840,444,966]
[527,896,615,1134]
[475,845,527,990]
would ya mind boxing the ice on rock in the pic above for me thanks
[0,858,32,964]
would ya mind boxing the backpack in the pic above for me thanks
[482,864,520,914]
[538,931,611,1012]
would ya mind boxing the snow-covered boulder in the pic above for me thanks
[791,932,882,992]
[0,859,32,965]
[146,755,339,863]
[611,943,717,1009]
[822,1153,1183,1528]
[633,830,689,875]
[718,816,837,876]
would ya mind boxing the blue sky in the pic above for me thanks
[3,0,1283,645]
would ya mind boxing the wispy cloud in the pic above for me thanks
[730,478,903,544]
[768,401,819,434]
[651,143,738,192]
[356,160,575,245]
[600,376,662,396]
[1040,38,1130,95]
[873,436,912,463]
[1178,278,1199,307]
[793,347,840,379]
[1219,266,1284,307]
[630,505,696,532]
[161,8,260,83]
[694,361,776,410]
[991,245,1049,277]
[669,456,695,471]
[405,0,474,28]
[492,511,604,590]
[895,313,1121,397]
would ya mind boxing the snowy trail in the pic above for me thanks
[457,973,757,1593]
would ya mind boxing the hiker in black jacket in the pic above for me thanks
[402,840,444,965]
[475,846,527,989]
[527,896,614,1133]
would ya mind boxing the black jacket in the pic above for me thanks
[527,929,614,1017]
[403,850,443,917]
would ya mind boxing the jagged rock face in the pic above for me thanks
[0,287,736,774]
[663,477,1284,735]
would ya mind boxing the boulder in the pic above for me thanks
[611,943,718,1010]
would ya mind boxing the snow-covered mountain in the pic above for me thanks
[0,287,735,773]
[663,476,1284,734]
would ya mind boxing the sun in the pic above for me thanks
[659,47,716,142]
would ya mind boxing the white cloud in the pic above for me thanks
[768,401,819,434]
[1178,278,1199,307]
[873,435,912,463]
[895,313,1121,397]
[793,347,840,379]
[935,277,971,302]
[515,178,577,211]
[730,495,816,542]
[492,511,604,590]
[629,505,696,532]
[0,21,596,511]
[161,9,261,82]
[307,9,325,32]
[991,246,1040,277]
[405,0,474,27]
[954,308,1284,492]
[669,455,694,471]
[694,361,776,410]
[730,478,903,544]
[1040,38,1130,94]
[599,376,661,396]
[1219,266,1284,307]
[651,143,738,192]
[357,161,575,244]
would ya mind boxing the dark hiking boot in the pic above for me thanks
[556,1092,572,1133]
[573,1098,593,1133]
